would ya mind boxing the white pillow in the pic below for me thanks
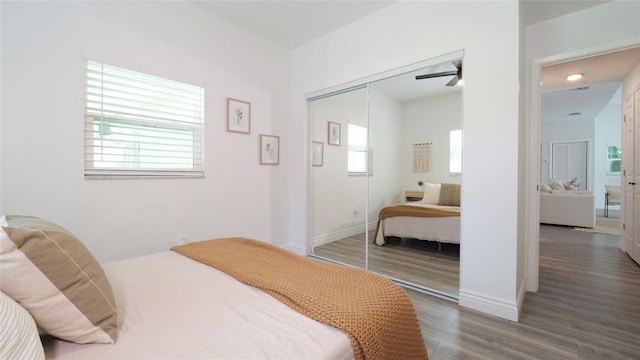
[539,184,552,192]
[548,179,564,190]
[0,291,45,360]
[420,183,441,204]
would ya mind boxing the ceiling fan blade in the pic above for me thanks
[445,75,459,86]
[415,70,458,80]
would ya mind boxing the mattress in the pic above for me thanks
[375,204,460,246]
[43,251,355,360]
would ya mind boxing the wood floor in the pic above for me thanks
[408,224,640,359]
[313,231,459,296]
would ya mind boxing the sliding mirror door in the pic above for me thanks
[309,52,463,300]
[367,60,463,298]
[310,86,369,268]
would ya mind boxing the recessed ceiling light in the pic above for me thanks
[566,73,583,81]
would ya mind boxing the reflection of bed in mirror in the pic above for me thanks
[374,183,461,248]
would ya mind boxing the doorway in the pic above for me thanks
[527,45,640,292]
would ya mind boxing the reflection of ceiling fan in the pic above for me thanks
[415,60,462,86]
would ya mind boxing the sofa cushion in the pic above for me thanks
[548,179,565,190]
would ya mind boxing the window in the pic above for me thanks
[347,123,372,175]
[608,145,621,174]
[449,130,462,175]
[85,60,204,178]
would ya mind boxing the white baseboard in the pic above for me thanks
[312,222,377,247]
[284,245,307,256]
[459,288,521,322]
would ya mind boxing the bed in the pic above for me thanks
[0,215,428,360]
[374,183,461,247]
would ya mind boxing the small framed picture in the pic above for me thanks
[312,141,323,167]
[227,98,251,134]
[260,134,280,165]
[328,121,341,146]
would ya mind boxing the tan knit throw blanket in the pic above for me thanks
[172,237,428,360]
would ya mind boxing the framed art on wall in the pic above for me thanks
[226,98,251,134]
[328,121,340,146]
[312,141,323,166]
[260,135,279,165]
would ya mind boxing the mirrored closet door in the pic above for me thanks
[309,52,463,300]
[310,86,369,269]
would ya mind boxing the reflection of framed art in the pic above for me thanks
[312,141,323,166]
[226,98,251,134]
[260,135,280,165]
[328,121,340,146]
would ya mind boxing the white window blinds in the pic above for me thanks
[84,60,204,178]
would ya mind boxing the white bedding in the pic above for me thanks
[375,203,460,246]
[43,251,355,360]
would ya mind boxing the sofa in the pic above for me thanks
[539,190,595,228]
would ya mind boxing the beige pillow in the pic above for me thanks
[0,215,118,344]
[420,183,441,204]
[438,183,461,206]
[539,183,552,192]
[0,291,45,360]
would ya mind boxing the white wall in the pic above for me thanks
[310,88,371,244]
[525,0,640,291]
[368,88,403,219]
[290,1,522,320]
[400,92,463,190]
[594,87,623,208]
[0,1,290,262]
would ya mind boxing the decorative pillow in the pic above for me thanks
[548,179,564,190]
[437,183,461,206]
[420,183,441,204]
[0,215,118,344]
[0,291,45,360]
[539,183,552,192]
[564,183,577,190]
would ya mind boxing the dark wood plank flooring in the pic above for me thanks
[313,231,459,295]
[409,223,640,359]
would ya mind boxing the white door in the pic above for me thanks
[632,89,640,263]
[551,141,588,189]
[622,92,635,260]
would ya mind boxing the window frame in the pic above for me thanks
[84,60,205,179]
[449,129,462,176]
[347,123,373,176]
[607,145,621,175]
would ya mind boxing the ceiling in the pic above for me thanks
[541,47,640,122]
[193,1,636,112]
[194,1,611,51]
[191,1,395,49]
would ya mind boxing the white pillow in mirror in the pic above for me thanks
[421,183,441,204]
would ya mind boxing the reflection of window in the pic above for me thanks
[608,145,621,174]
[347,123,372,175]
[449,130,462,175]
[85,60,204,178]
